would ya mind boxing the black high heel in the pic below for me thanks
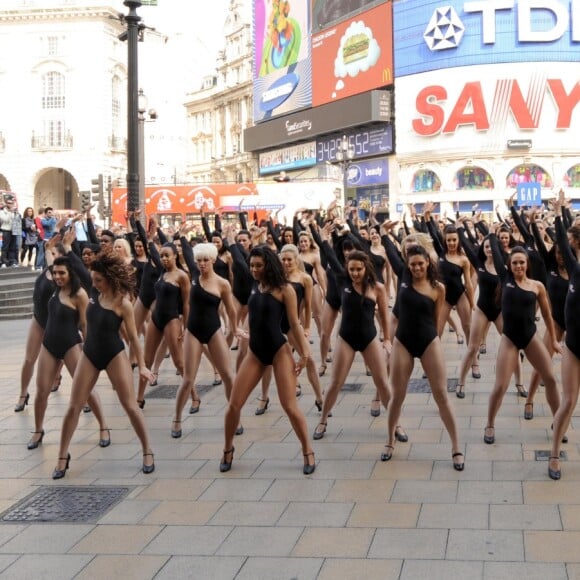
[315,399,323,413]
[52,453,71,480]
[142,452,155,474]
[452,452,465,471]
[171,420,182,439]
[303,452,316,475]
[137,399,146,410]
[381,444,394,461]
[515,384,528,398]
[255,397,270,416]
[14,393,29,413]
[313,422,327,441]
[456,384,465,399]
[99,428,111,448]
[548,456,561,480]
[27,430,45,450]
[220,447,235,472]
[395,426,409,443]
[370,399,381,417]
[189,398,201,414]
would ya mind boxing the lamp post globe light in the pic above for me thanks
[137,88,157,208]
[335,135,355,209]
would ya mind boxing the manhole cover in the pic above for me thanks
[342,383,363,393]
[535,450,567,461]
[146,382,218,400]
[0,486,130,524]
[407,378,458,393]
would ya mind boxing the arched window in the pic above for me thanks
[411,169,441,192]
[506,164,552,188]
[564,164,580,188]
[42,72,65,109]
[454,166,494,189]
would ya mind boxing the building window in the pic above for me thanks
[454,166,494,189]
[411,169,441,192]
[506,164,552,188]
[111,75,122,141]
[564,164,580,188]
[47,36,59,56]
[42,72,65,109]
[43,119,67,147]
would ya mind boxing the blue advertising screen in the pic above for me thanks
[394,0,580,77]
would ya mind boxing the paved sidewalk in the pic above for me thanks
[0,317,577,579]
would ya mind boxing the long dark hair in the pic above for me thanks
[249,245,287,289]
[507,246,530,276]
[442,225,464,254]
[346,250,376,299]
[405,245,439,287]
[52,256,81,297]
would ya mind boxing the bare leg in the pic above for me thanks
[18,318,43,405]
[387,339,414,451]
[527,325,564,408]
[319,303,339,374]
[288,329,323,402]
[138,324,164,402]
[524,336,561,417]
[455,294,472,346]
[30,347,61,446]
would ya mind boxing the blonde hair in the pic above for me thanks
[401,233,437,263]
[193,242,218,261]
[113,238,131,259]
[280,244,305,272]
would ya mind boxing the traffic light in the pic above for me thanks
[80,191,90,210]
[91,174,104,203]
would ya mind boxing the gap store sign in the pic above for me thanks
[394,0,580,77]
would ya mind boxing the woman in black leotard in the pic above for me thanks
[137,243,190,407]
[484,238,561,446]
[257,244,324,414]
[298,230,326,340]
[171,243,239,439]
[455,225,503,397]
[27,257,109,450]
[424,204,474,347]
[53,250,155,479]
[386,245,464,470]
[14,231,90,412]
[221,246,316,475]
[548,194,580,480]
[313,242,391,445]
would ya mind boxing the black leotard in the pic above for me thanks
[187,277,222,344]
[132,258,146,298]
[33,270,55,329]
[281,280,305,334]
[229,243,253,306]
[248,285,287,365]
[370,252,386,284]
[83,289,125,370]
[138,261,159,309]
[42,293,82,360]
[395,271,438,358]
[556,217,580,359]
[338,282,377,351]
[303,261,317,286]
[214,255,230,281]
[381,234,405,319]
[546,268,568,331]
[437,257,465,306]
[151,275,182,331]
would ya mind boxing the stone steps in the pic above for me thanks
[0,267,38,320]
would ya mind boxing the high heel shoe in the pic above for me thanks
[303,452,316,475]
[212,374,223,386]
[479,343,487,355]
[452,452,465,471]
[171,420,182,439]
[471,364,481,379]
[484,426,495,444]
[98,428,111,448]
[220,447,235,472]
[52,453,71,480]
[142,452,155,474]
[318,363,327,377]
[137,399,146,410]
[27,430,45,450]
[456,384,465,399]
[548,456,561,480]
[149,373,158,387]
[395,426,409,443]
[370,399,381,417]
[51,375,62,393]
[515,384,528,398]
[313,422,327,441]
[255,397,270,416]
[14,393,29,413]
[189,398,201,414]
[381,444,394,461]
[296,384,302,397]
[315,399,323,413]
[524,403,534,420]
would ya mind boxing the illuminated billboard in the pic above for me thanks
[311,1,393,107]
[253,0,312,123]
[394,0,580,77]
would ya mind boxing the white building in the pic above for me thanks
[184,0,256,185]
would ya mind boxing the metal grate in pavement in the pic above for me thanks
[535,450,567,461]
[0,486,130,523]
[146,382,219,400]
[407,378,458,393]
[342,383,363,393]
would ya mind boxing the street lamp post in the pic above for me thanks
[124,0,142,213]
[335,135,355,209]
[137,89,157,208]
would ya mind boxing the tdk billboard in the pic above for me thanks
[394,0,580,76]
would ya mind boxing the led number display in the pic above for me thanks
[316,125,392,162]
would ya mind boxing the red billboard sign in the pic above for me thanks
[311,2,393,107]
[111,184,258,225]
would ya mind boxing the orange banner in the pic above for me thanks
[111,184,258,225]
